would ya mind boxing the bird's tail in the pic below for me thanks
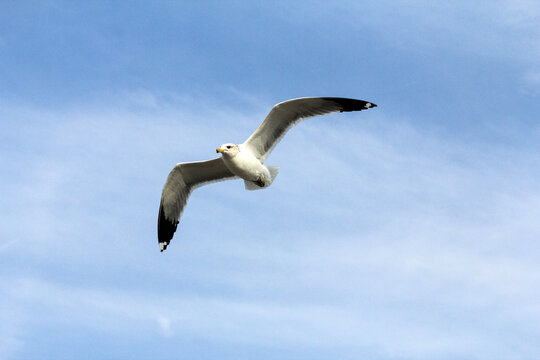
[244,166,279,191]
[266,165,279,185]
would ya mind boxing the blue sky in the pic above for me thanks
[1,1,540,359]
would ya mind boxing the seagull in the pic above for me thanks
[157,97,377,251]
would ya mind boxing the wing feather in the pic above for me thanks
[243,97,376,162]
[158,157,235,251]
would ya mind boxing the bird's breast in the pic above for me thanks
[222,151,263,181]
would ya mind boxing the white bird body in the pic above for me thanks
[219,144,267,182]
[157,97,377,251]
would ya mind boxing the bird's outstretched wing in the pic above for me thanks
[158,158,236,252]
[243,97,376,162]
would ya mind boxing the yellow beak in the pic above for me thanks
[216,148,225,153]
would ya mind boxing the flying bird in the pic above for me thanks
[158,97,377,251]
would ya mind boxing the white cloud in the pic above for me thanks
[1,92,540,359]
[156,315,173,337]
[314,1,540,97]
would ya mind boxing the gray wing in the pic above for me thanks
[243,97,377,162]
[158,157,236,252]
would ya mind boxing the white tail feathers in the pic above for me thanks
[266,166,279,183]
[244,180,262,190]
[244,165,280,191]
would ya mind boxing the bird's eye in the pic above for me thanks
[227,145,232,149]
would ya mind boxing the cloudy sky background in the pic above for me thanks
[1,1,540,359]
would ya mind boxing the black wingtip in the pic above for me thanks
[157,202,178,252]
[321,97,378,112]
[365,102,377,109]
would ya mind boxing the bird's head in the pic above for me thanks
[216,143,239,156]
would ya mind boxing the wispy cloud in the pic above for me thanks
[2,1,540,358]
[1,91,540,358]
